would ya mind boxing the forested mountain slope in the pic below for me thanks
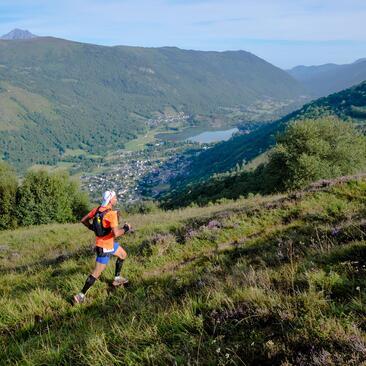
[0,36,305,169]
[288,58,366,97]
[167,81,366,189]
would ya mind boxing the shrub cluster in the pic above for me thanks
[266,117,366,190]
[0,164,90,229]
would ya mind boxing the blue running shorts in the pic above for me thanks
[95,242,119,264]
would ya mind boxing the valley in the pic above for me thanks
[79,141,196,203]
[74,126,248,204]
[51,97,300,204]
[0,37,308,170]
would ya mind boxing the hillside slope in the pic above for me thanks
[0,37,305,169]
[1,176,366,365]
[166,80,366,189]
[288,59,366,97]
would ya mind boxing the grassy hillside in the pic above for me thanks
[0,37,305,169]
[288,59,366,97]
[166,81,366,190]
[1,176,366,365]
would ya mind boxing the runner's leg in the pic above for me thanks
[114,245,127,277]
[91,262,107,279]
[81,262,106,295]
[112,244,128,285]
[114,245,127,260]
[74,250,110,303]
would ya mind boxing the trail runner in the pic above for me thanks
[73,190,131,304]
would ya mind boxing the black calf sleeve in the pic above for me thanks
[115,258,124,277]
[81,274,97,294]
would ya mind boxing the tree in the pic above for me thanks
[266,117,366,190]
[0,162,18,230]
[16,170,90,226]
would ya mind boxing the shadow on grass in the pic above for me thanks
[3,236,366,365]
[0,244,95,275]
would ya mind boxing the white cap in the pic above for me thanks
[101,190,116,207]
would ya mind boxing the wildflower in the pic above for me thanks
[266,340,274,347]
[356,286,360,291]
[216,347,221,353]
[225,353,230,359]
[331,228,340,236]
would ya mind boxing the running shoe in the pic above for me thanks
[73,293,85,304]
[112,277,129,286]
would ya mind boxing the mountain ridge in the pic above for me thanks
[288,58,366,97]
[0,36,307,169]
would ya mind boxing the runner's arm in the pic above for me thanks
[112,223,132,238]
[81,213,93,230]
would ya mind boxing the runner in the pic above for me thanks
[73,190,131,304]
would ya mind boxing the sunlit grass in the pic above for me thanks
[1,179,365,364]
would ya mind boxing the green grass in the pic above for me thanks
[29,161,75,173]
[124,129,160,152]
[0,178,365,365]
[63,149,90,158]
[123,120,189,151]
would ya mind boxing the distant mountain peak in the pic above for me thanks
[0,29,37,40]
[353,58,366,64]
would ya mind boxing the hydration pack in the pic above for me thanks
[92,207,112,237]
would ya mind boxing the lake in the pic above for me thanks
[186,128,239,143]
[156,126,239,143]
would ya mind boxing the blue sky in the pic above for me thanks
[0,0,365,68]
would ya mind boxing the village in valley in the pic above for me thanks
[76,112,199,203]
[68,102,292,204]
[80,143,195,203]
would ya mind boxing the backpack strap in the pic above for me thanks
[94,206,111,218]
[92,207,112,237]
[99,207,111,219]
